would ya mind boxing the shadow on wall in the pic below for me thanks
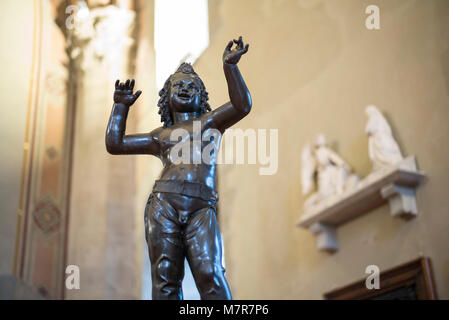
[434,1,449,95]
[0,274,45,300]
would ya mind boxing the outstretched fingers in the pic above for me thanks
[233,36,243,49]
[225,40,233,52]
[115,79,120,89]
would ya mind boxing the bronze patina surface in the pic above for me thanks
[106,37,252,300]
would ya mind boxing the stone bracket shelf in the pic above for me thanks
[297,156,425,253]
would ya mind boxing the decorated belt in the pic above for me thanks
[152,180,218,203]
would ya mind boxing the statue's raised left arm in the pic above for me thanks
[208,36,252,132]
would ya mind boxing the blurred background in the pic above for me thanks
[0,0,448,299]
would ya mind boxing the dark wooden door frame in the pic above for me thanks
[324,257,438,300]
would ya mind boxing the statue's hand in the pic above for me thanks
[223,36,249,65]
[114,79,142,107]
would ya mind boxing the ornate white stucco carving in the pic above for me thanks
[365,105,403,172]
[68,5,135,79]
[301,134,360,212]
[298,108,425,253]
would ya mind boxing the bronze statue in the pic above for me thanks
[106,37,251,300]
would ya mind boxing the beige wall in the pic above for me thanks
[0,0,34,275]
[1,0,80,298]
[2,0,448,300]
[192,0,449,299]
[133,0,161,299]
[66,4,141,299]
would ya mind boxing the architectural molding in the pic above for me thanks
[298,156,425,252]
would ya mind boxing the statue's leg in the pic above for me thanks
[144,194,185,300]
[185,206,232,300]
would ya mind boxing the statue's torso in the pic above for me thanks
[155,117,222,191]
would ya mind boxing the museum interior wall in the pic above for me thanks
[65,0,141,300]
[0,0,448,299]
[0,0,35,277]
[0,0,72,298]
[191,0,449,299]
[0,0,143,299]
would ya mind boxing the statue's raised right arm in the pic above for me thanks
[106,79,160,156]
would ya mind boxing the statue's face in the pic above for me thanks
[168,73,202,113]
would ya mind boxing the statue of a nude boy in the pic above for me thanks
[106,37,251,300]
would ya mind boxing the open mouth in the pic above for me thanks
[177,92,191,100]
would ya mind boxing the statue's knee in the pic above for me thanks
[197,263,223,289]
[156,258,171,277]
[155,257,182,283]
[153,258,183,298]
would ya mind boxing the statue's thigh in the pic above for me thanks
[184,207,225,268]
[145,195,184,263]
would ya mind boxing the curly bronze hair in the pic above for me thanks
[157,63,211,127]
